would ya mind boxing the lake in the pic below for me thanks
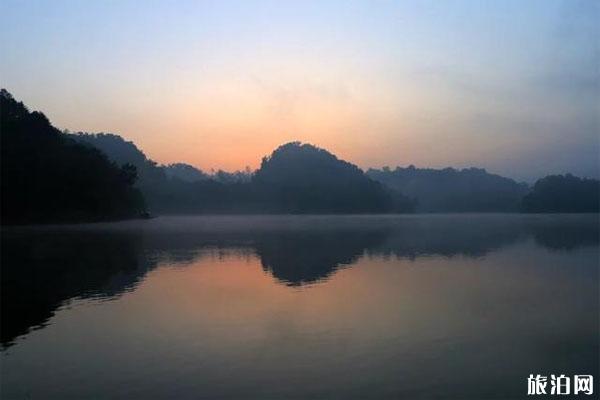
[1,214,598,399]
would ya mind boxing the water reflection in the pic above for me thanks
[1,215,598,399]
[1,232,150,346]
[256,228,388,286]
[1,214,598,349]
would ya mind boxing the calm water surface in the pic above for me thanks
[1,215,598,399]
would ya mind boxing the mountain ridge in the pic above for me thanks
[2,89,598,220]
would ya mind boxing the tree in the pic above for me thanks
[522,174,599,213]
[1,89,145,224]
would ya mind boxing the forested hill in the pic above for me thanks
[0,90,144,224]
[2,88,597,220]
[60,132,600,214]
[73,132,168,190]
[71,133,252,186]
[69,136,415,214]
[367,166,530,212]
[253,142,415,213]
[522,174,599,213]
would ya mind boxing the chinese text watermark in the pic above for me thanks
[527,374,593,396]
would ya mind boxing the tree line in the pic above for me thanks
[1,89,598,224]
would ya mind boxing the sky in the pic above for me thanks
[1,0,598,182]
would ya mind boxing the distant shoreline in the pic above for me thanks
[2,212,598,229]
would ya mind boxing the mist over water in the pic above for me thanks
[1,214,598,399]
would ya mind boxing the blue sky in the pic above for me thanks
[1,0,598,181]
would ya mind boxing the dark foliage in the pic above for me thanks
[164,163,209,182]
[77,137,414,214]
[73,132,167,187]
[71,133,258,213]
[253,142,415,213]
[6,87,594,217]
[0,89,145,224]
[164,164,252,184]
[522,174,600,213]
[367,165,529,212]
[211,168,253,184]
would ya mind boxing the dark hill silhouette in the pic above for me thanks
[522,174,600,213]
[164,163,209,182]
[4,89,596,217]
[72,133,255,212]
[0,90,145,224]
[73,132,168,187]
[367,165,529,212]
[73,133,253,185]
[253,142,414,213]
[74,137,414,214]
[211,168,253,184]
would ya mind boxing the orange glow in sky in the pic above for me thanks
[1,1,597,181]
